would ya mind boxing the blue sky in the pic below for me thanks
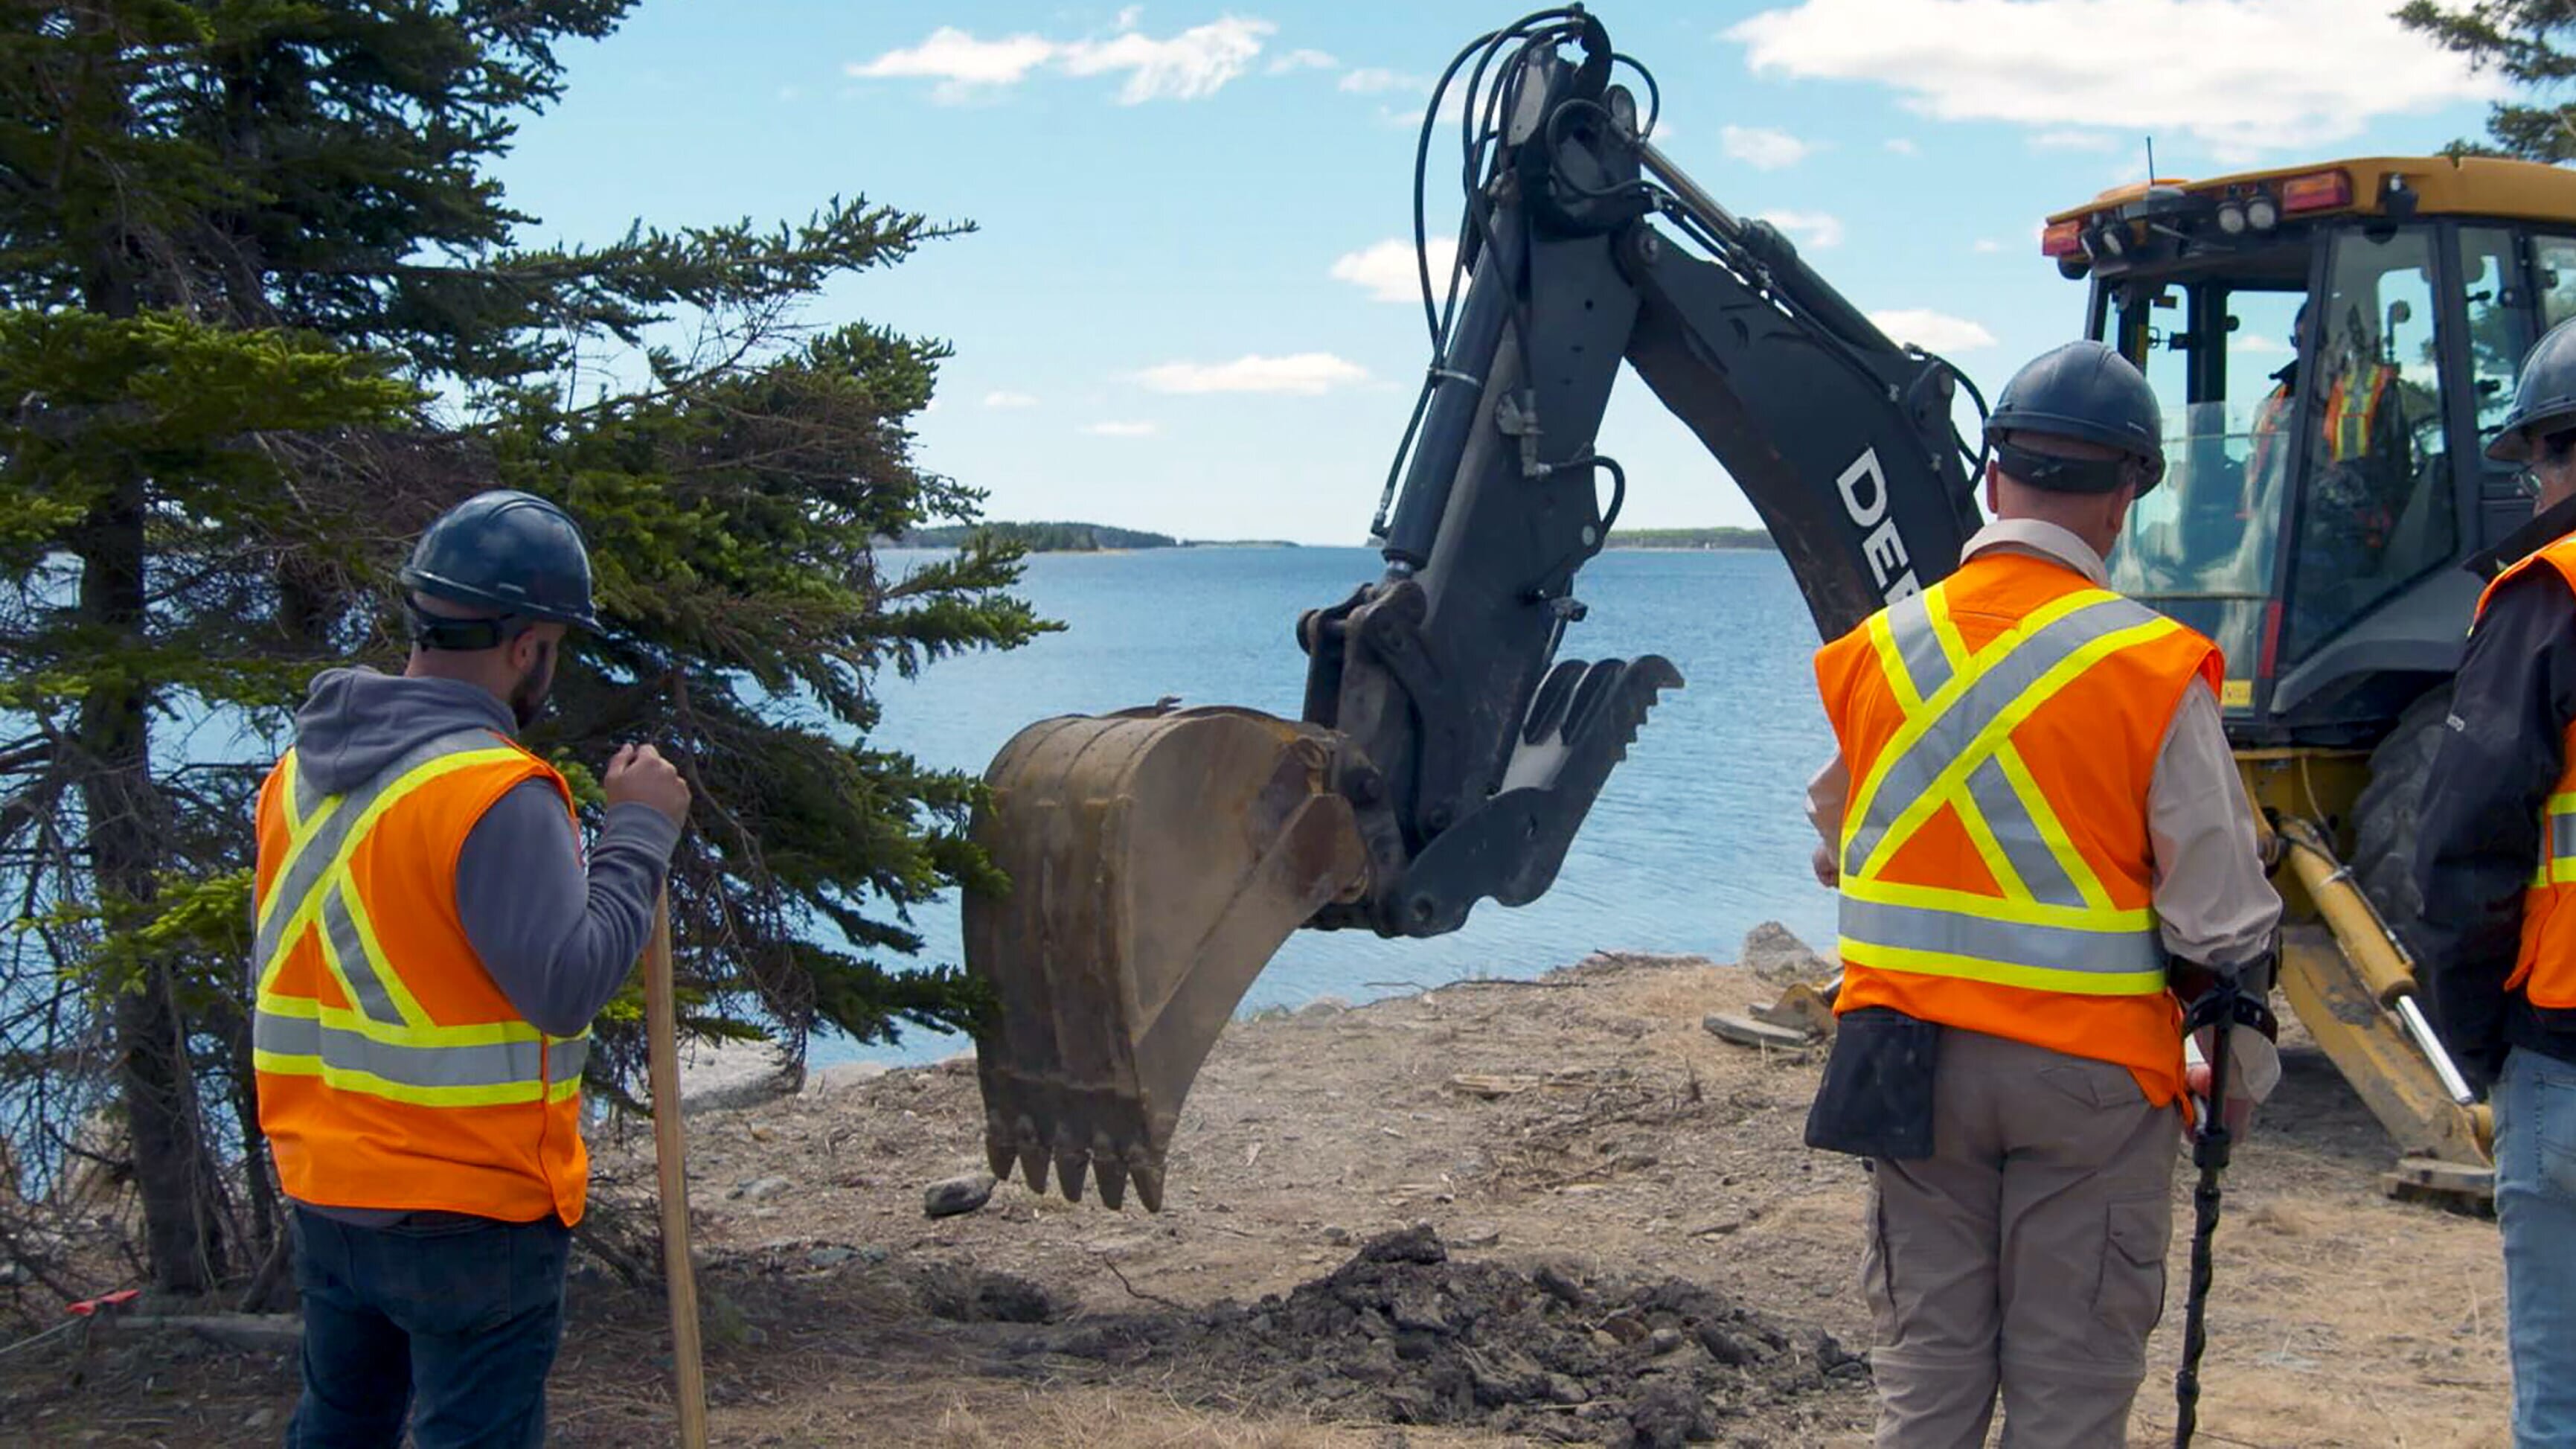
[492,1,2505,544]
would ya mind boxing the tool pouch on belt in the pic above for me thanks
[1803,1006,1941,1159]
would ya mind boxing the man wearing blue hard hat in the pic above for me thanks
[252,489,689,1447]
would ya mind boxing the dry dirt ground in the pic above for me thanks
[0,950,2512,1448]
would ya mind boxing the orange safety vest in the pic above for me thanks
[1815,547,2223,1107]
[2322,363,2397,464]
[251,727,592,1224]
[2246,381,2295,496]
[2476,533,2576,1009]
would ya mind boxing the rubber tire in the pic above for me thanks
[2345,685,2455,946]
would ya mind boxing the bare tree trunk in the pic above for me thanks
[74,477,227,1295]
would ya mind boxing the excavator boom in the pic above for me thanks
[963,7,1984,1206]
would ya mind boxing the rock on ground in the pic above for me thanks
[923,1173,996,1219]
[1740,921,1834,988]
[672,1038,804,1114]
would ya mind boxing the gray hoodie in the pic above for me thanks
[285,667,682,1040]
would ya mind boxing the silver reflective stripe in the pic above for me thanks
[1843,594,2159,877]
[254,727,507,970]
[1839,895,2166,976]
[319,883,409,1027]
[1884,592,1955,701]
[2554,811,2576,863]
[254,1010,573,1091]
[1961,755,2089,909]
[291,759,328,827]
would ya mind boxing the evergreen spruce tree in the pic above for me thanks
[2398,0,2576,160]
[0,1,1043,1295]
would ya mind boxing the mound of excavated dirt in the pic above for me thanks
[1045,1226,1866,1448]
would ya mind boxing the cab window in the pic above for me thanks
[2281,225,2457,660]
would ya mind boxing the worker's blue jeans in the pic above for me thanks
[285,1204,571,1449]
[2497,1047,2576,1448]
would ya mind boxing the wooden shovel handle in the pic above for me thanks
[641,891,709,1449]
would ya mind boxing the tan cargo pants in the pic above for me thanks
[1862,1028,2179,1448]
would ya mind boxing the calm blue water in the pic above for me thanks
[820,545,1839,1066]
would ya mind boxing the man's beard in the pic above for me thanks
[507,640,555,729]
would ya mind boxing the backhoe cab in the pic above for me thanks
[2035,155,2576,1200]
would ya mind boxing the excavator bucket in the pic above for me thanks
[962,706,1371,1211]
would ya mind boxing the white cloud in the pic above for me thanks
[1869,308,1999,353]
[1758,210,1846,249]
[848,28,1058,102]
[1115,4,1143,28]
[982,391,1039,409]
[2232,333,2289,354]
[1722,124,1816,170]
[1377,86,1477,130]
[1724,0,2495,158]
[2030,128,2121,152]
[850,17,1273,105]
[1062,16,1274,103]
[1339,66,1426,94]
[1269,47,1337,74]
[1885,137,1919,156]
[1138,353,1371,395]
[1083,420,1160,437]
[1329,237,1463,304]
[776,84,804,102]
[1973,237,2003,254]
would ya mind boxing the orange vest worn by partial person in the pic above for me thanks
[251,727,592,1224]
[1814,546,2223,1107]
[2476,532,2576,1011]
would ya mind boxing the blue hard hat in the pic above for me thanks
[1984,340,2167,494]
[399,490,600,630]
[2490,318,2576,463]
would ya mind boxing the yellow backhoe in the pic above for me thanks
[961,10,2563,1212]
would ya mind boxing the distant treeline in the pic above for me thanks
[898,521,1180,551]
[1606,527,1776,550]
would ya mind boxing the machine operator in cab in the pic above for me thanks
[1802,342,2284,1447]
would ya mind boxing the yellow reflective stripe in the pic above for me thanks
[1841,587,2114,866]
[1924,589,1973,674]
[254,746,526,996]
[336,877,435,1031]
[1860,612,2179,881]
[258,791,347,938]
[1839,938,2170,997]
[1866,609,1922,712]
[1944,779,2032,902]
[252,1050,566,1109]
[254,992,549,1047]
[279,753,307,835]
[1838,871,2156,933]
[310,877,394,1030]
[1993,742,2115,912]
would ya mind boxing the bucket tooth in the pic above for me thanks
[984,1113,1015,1182]
[1094,1153,1131,1211]
[1130,1154,1167,1215]
[1051,1127,1091,1204]
[1013,1115,1051,1195]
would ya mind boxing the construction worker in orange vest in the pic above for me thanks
[2416,316,2576,1448]
[1804,341,2284,1447]
[253,490,689,1448]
